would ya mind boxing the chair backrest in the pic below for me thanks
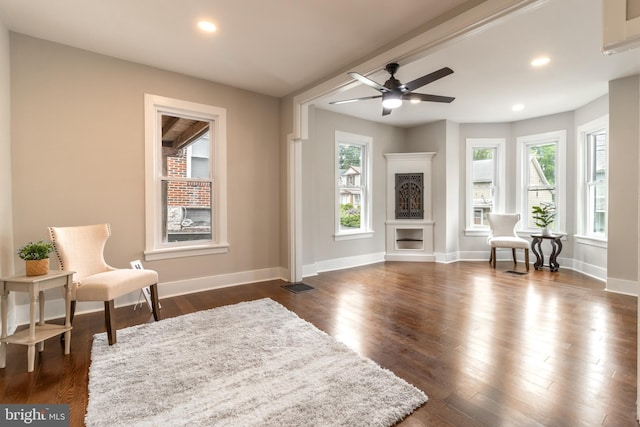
[48,224,112,281]
[487,213,520,238]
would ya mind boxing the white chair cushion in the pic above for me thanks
[488,236,529,249]
[75,269,158,302]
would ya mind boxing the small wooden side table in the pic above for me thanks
[531,234,563,272]
[0,270,74,372]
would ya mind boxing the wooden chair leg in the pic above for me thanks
[491,248,496,268]
[104,300,117,345]
[525,248,530,271]
[150,284,161,322]
[512,248,517,264]
[70,300,76,324]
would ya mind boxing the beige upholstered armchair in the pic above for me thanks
[487,213,530,271]
[48,224,160,345]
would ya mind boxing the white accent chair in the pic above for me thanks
[487,213,530,271]
[48,224,160,345]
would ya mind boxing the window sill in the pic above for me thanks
[144,243,230,261]
[334,231,374,241]
[464,228,490,237]
[574,234,607,248]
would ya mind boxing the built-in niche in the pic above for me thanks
[384,152,435,262]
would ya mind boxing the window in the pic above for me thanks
[144,94,228,260]
[516,130,566,232]
[335,131,372,240]
[577,116,608,239]
[164,131,212,242]
[465,138,505,234]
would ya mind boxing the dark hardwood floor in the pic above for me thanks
[0,261,637,426]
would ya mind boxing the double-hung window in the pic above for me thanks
[516,130,566,232]
[465,138,505,234]
[335,131,373,240]
[577,116,608,239]
[144,94,228,260]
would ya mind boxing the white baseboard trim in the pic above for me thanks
[303,252,385,277]
[12,266,288,327]
[605,277,638,296]
[434,252,460,263]
[11,254,629,328]
[385,253,435,262]
[302,263,318,278]
[159,267,287,300]
[446,251,610,283]
[562,259,607,282]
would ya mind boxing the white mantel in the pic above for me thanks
[384,152,435,262]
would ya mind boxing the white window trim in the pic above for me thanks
[576,115,608,242]
[516,130,566,233]
[334,131,373,241]
[465,138,506,236]
[143,94,228,261]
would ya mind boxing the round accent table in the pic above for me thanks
[530,234,563,272]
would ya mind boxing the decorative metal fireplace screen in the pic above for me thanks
[395,173,424,219]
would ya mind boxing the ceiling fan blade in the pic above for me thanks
[348,72,389,93]
[403,67,454,92]
[329,95,382,105]
[403,93,455,103]
[382,107,392,116]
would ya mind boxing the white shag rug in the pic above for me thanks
[86,298,427,427]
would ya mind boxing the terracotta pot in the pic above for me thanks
[26,258,49,276]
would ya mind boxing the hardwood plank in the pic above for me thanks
[0,261,636,426]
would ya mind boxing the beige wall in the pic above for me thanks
[0,19,16,330]
[301,107,405,272]
[608,75,639,286]
[0,21,13,278]
[10,34,282,288]
[279,96,294,276]
[306,102,612,279]
[406,121,450,256]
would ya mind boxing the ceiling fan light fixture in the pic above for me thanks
[382,92,402,109]
[335,64,454,116]
[198,21,217,33]
[531,56,550,67]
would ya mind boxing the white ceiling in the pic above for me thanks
[320,0,640,126]
[0,0,639,127]
[0,0,473,96]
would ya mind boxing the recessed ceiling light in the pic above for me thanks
[198,21,217,33]
[531,56,550,67]
[512,104,524,112]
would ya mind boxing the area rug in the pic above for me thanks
[86,298,427,427]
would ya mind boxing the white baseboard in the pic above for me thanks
[11,253,630,329]
[385,253,435,262]
[562,258,607,282]
[303,252,385,277]
[11,266,288,328]
[159,267,287,300]
[605,277,638,296]
[301,263,318,278]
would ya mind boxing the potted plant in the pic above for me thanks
[532,202,555,236]
[18,240,54,276]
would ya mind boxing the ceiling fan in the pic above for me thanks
[330,62,455,116]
